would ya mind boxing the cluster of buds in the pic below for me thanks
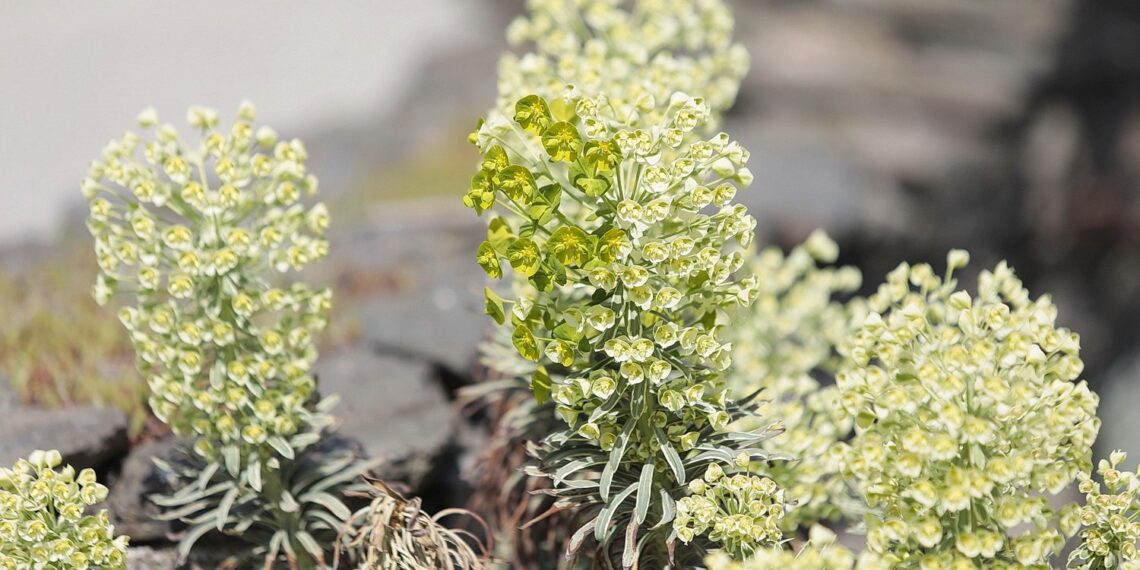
[0,450,127,569]
[498,0,749,128]
[469,91,757,467]
[1068,451,1140,569]
[83,104,332,475]
[704,525,857,570]
[674,463,785,560]
[727,232,864,530]
[834,251,1100,567]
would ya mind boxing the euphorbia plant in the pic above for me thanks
[465,85,788,565]
[83,104,364,568]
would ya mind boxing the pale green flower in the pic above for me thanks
[497,0,749,129]
[727,232,866,530]
[704,525,857,570]
[0,450,128,569]
[84,104,332,473]
[1068,451,1140,569]
[469,92,757,465]
[834,251,1100,567]
[675,465,786,559]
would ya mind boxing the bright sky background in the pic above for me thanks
[0,1,480,245]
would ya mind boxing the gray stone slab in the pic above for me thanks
[315,346,457,491]
[0,405,128,469]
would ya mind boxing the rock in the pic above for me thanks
[0,405,128,469]
[108,438,182,543]
[319,200,488,377]
[127,546,177,570]
[315,346,457,491]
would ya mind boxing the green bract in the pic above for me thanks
[469,91,758,465]
[834,252,1100,568]
[466,90,784,565]
[0,450,128,570]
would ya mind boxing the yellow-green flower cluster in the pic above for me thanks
[83,103,332,469]
[834,251,1100,567]
[0,450,128,570]
[727,232,864,530]
[498,0,749,128]
[675,463,785,559]
[704,525,857,570]
[1068,451,1140,569]
[468,92,757,463]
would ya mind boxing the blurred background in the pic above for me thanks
[2,0,1139,557]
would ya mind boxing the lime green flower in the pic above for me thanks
[469,93,757,467]
[0,450,128,569]
[834,251,1100,567]
[1068,451,1140,569]
[675,465,786,559]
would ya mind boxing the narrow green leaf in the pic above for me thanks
[567,520,596,557]
[290,431,321,450]
[299,491,352,521]
[601,424,632,501]
[223,445,240,477]
[194,461,219,490]
[279,490,299,513]
[215,487,239,531]
[296,531,326,561]
[635,464,653,525]
[248,457,262,492]
[654,490,676,529]
[595,482,636,541]
[267,436,295,460]
[622,518,640,569]
[655,428,686,485]
[176,523,216,561]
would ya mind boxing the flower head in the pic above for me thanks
[84,104,332,472]
[498,0,749,128]
[675,467,786,559]
[1068,451,1140,569]
[0,451,127,568]
[834,253,1099,565]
